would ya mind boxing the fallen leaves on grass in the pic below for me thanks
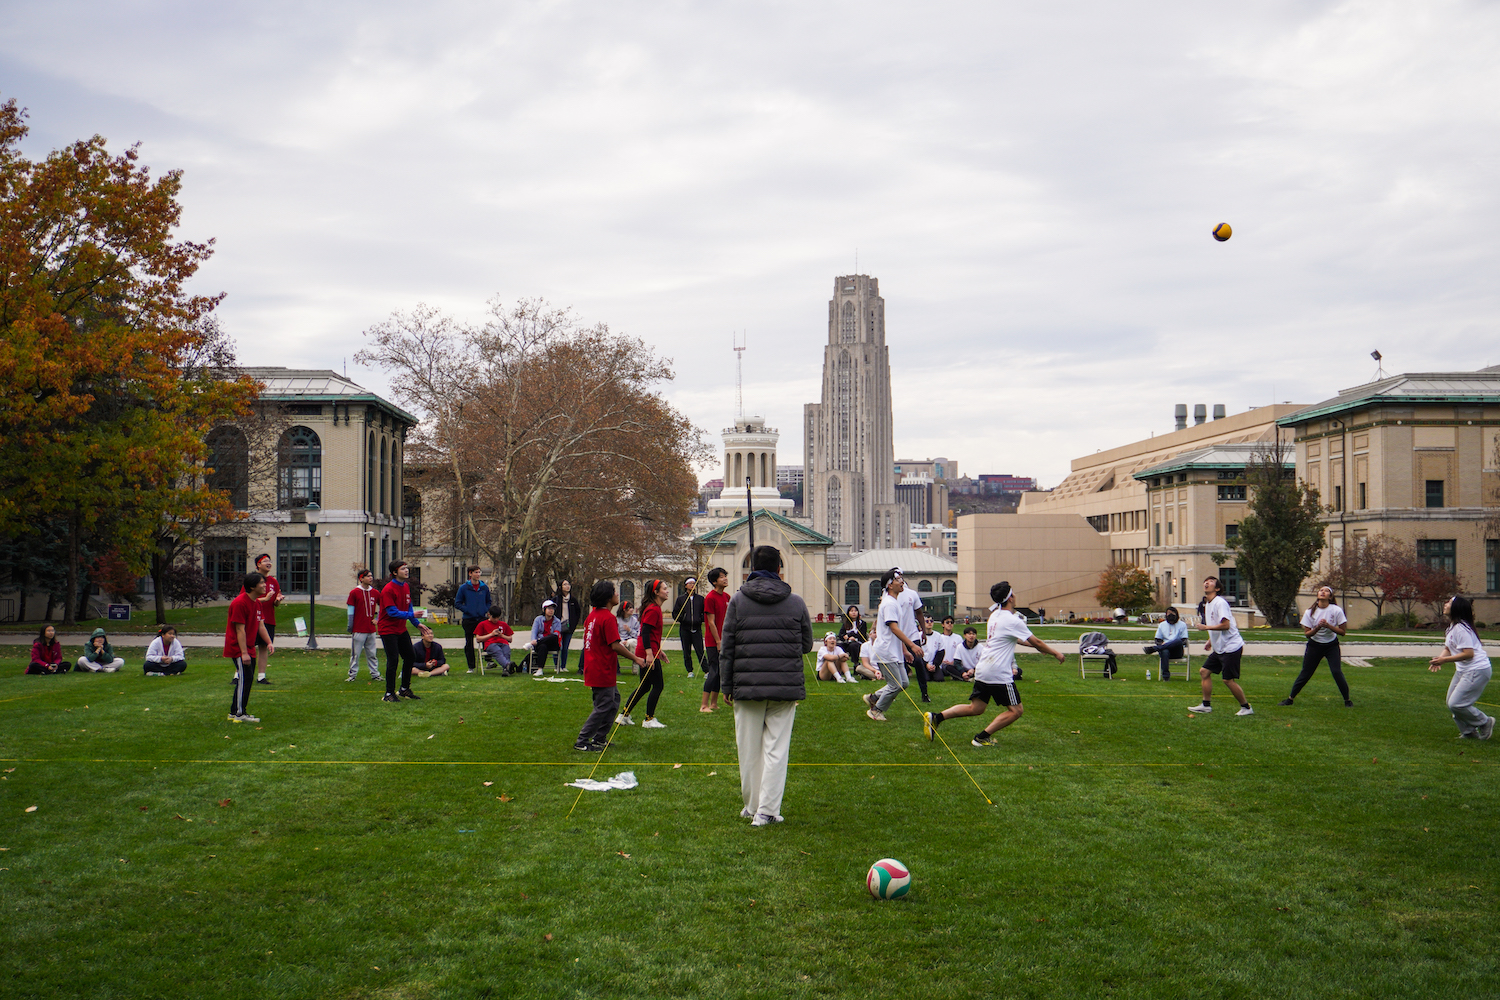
[3,768,13,773]
[498,795,512,802]
[617,851,631,858]
[139,806,149,812]
[483,781,493,787]
[673,764,682,769]
[1372,758,1378,764]
[427,734,435,740]
[707,771,716,777]
[219,799,232,807]
[24,806,36,813]
[544,934,553,942]
[458,718,464,724]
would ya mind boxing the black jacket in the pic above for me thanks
[553,591,582,634]
[672,592,705,628]
[719,574,813,702]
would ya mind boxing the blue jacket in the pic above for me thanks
[531,615,561,644]
[454,581,491,619]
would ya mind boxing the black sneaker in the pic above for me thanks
[382,693,400,703]
[256,677,271,685]
[921,695,931,703]
[574,740,602,752]
[398,687,421,700]
[1278,698,1294,706]
[589,739,613,751]
[1143,645,1157,655]
[972,732,998,747]
[1345,700,1354,707]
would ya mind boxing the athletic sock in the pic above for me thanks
[931,711,943,724]
[975,731,989,742]
[257,673,266,681]
[1202,699,1211,707]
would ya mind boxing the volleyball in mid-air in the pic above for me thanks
[866,858,911,899]
[1212,223,1232,242]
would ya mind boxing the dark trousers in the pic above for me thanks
[1149,639,1185,677]
[230,656,252,716]
[461,616,480,670]
[1290,640,1349,700]
[703,647,721,693]
[145,660,187,675]
[909,653,930,699]
[680,626,704,673]
[838,640,862,661]
[560,628,576,671]
[625,661,665,718]
[579,686,621,744]
[531,633,560,671]
[381,632,415,695]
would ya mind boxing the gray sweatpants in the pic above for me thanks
[1446,667,1492,736]
[873,660,909,712]
[349,632,380,679]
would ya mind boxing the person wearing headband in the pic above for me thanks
[620,579,672,727]
[673,576,706,680]
[923,581,1063,747]
[863,569,925,722]
[526,600,563,676]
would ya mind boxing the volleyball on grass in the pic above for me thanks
[1212,222,1232,242]
[866,858,911,899]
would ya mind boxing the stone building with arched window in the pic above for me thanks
[825,548,958,620]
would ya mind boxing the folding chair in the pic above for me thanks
[1077,631,1115,680]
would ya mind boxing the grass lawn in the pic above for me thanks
[2,648,1497,999]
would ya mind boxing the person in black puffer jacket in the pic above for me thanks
[720,544,814,827]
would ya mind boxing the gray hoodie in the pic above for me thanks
[719,573,813,702]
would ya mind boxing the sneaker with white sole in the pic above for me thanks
[1236,705,1255,716]
[972,732,997,747]
[236,713,260,723]
[616,713,634,726]
[227,713,244,723]
[863,692,878,710]
[641,718,666,729]
[740,807,755,819]
[750,814,784,827]
[1480,716,1496,740]
[834,674,846,683]
[866,708,887,722]
[1187,704,1212,714]
[922,712,935,741]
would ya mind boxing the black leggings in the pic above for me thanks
[1289,640,1348,700]
[679,627,704,673]
[910,652,930,699]
[462,617,480,670]
[624,660,665,718]
[381,631,415,695]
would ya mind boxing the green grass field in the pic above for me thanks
[2,647,1496,999]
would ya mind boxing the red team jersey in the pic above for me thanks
[703,589,730,648]
[347,586,380,633]
[581,608,623,687]
[224,590,263,659]
[259,574,281,626]
[636,602,663,659]
[377,579,413,636]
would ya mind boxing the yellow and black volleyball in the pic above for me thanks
[1212,223,1232,242]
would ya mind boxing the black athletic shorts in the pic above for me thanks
[256,623,276,648]
[970,680,1020,707]
[1204,647,1243,681]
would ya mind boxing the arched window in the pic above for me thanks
[621,580,635,606]
[379,439,388,514]
[840,300,856,342]
[942,580,956,594]
[826,475,842,543]
[868,579,882,609]
[278,426,322,509]
[205,425,248,509]
[844,580,859,606]
[918,579,933,593]
[760,453,768,489]
[391,441,401,516]
[367,432,377,513]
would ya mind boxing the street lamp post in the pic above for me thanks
[305,503,320,650]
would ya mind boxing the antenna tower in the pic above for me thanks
[733,331,746,418]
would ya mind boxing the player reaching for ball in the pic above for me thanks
[923,581,1063,747]
[1188,576,1253,716]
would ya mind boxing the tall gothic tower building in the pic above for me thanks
[803,274,908,551]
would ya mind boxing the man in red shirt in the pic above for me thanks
[378,560,422,702]
[346,568,383,682]
[225,572,272,723]
[575,580,645,751]
[472,607,515,674]
[701,567,731,713]
[252,553,283,685]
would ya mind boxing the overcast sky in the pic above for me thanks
[4,1,1497,487]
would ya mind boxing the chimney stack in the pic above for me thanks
[1194,404,1207,425]
[1174,404,1187,431]
[1212,404,1225,421]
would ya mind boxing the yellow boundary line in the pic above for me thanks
[2,756,1492,768]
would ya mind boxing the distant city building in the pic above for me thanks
[911,523,959,559]
[894,457,957,481]
[704,416,794,520]
[775,465,804,488]
[979,474,1038,492]
[804,274,909,551]
[895,475,948,528]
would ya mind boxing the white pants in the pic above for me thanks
[1446,666,1492,735]
[349,632,380,678]
[734,699,797,821]
[77,657,123,673]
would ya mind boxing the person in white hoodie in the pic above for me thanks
[144,626,187,675]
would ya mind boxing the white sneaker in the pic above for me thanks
[740,807,754,819]
[1187,704,1212,714]
[642,718,666,729]
[750,814,784,827]
[866,708,887,722]
[532,669,544,677]
[236,713,261,723]
[1236,705,1255,716]
[844,673,857,683]
[834,674,846,683]
[1480,716,1496,740]
[103,665,119,673]
[616,713,634,726]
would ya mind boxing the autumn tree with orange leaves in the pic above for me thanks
[357,298,708,620]
[0,97,258,623]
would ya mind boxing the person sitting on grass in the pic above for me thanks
[412,626,449,677]
[77,627,124,673]
[525,600,563,676]
[144,626,187,675]
[472,607,514,673]
[855,637,883,681]
[942,626,980,681]
[28,624,65,674]
[815,632,856,682]
[923,581,1064,747]
[917,619,947,684]
[1143,607,1188,680]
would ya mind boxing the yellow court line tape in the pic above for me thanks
[0,757,1492,769]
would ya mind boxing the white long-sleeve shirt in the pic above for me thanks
[145,636,185,662]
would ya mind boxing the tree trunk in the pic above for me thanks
[63,511,79,627]
[152,545,168,625]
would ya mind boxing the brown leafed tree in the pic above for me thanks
[1095,562,1155,611]
[356,298,709,619]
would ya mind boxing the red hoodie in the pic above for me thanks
[30,638,62,672]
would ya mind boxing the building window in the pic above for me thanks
[367,432,377,513]
[1217,484,1246,501]
[826,476,842,543]
[1425,480,1445,508]
[942,580,956,594]
[1086,515,1109,533]
[276,536,321,595]
[621,580,635,606]
[1167,521,1173,537]
[1219,567,1246,604]
[1225,524,1239,543]
[840,300,857,342]
[918,579,933,593]
[391,442,401,516]
[1488,540,1498,593]
[278,426,322,509]
[1358,482,1366,509]
[380,439,389,514]
[203,538,247,597]
[1416,539,1456,574]
[1155,523,1161,546]
[844,580,860,606]
[205,426,249,509]
[868,579,882,609]
[1333,485,1343,512]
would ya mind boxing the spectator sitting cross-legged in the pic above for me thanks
[28,624,66,674]
[412,626,449,677]
[77,627,124,673]
[144,626,188,675]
